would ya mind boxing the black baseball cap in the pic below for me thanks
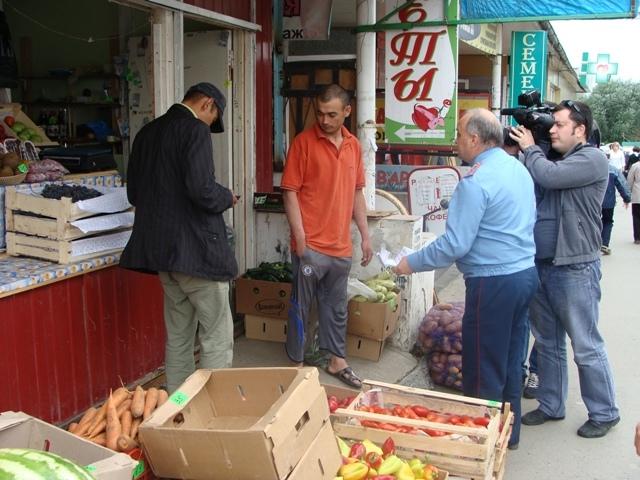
[185,82,226,133]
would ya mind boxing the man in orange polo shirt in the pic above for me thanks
[281,84,373,388]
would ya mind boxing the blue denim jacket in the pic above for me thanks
[602,164,630,209]
[407,147,536,278]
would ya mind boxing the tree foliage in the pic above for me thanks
[584,80,640,144]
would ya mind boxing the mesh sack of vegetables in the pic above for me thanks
[417,302,464,354]
[429,352,463,390]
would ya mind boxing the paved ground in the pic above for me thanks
[232,204,640,478]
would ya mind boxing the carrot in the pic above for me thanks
[129,417,142,441]
[116,398,132,418]
[78,407,98,428]
[86,387,129,438]
[88,419,106,438]
[116,434,139,452]
[130,385,146,418]
[91,433,106,446]
[105,392,122,451]
[120,410,132,438]
[68,422,79,434]
[157,389,169,407]
[143,387,159,420]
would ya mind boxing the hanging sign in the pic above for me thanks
[508,31,548,118]
[384,0,458,146]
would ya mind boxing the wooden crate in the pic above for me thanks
[6,230,131,264]
[4,187,99,222]
[5,186,133,243]
[331,380,512,480]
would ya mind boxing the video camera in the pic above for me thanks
[501,90,555,155]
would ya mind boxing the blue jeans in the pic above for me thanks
[529,261,619,422]
[462,267,539,446]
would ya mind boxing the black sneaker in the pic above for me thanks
[523,372,539,399]
[577,417,620,438]
[521,408,565,426]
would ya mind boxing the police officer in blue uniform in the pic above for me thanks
[395,109,538,449]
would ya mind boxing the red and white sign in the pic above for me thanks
[384,0,458,145]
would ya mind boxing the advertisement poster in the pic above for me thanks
[408,167,460,236]
[384,0,459,145]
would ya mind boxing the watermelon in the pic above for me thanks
[0,448,96,480]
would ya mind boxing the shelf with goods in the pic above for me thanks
[16,72,125,150]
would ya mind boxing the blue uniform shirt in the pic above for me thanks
[406,147,536,278]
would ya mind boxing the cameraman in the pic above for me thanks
[510,100,620,439]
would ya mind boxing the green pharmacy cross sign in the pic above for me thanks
[580,53,618,84]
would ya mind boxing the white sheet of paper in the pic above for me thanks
[70,211,134,234]
[71,230,132,257]
[377,245,416,267]
[75,187,131,214]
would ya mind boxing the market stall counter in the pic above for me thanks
[0,171,165,427]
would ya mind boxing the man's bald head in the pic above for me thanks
[457,109,504,163]
[461,109,504,148]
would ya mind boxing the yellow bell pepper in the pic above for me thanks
[396,462,416,480]
[338,461,369,480]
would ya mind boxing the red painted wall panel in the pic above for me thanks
[184,0,251,22]
[0,268,165,425]
[255,1,274,191]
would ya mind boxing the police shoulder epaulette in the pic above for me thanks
[463,163,481,177]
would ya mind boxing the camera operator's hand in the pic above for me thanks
[509,125,536,150]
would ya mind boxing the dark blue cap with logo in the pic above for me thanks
[185,82,226,133]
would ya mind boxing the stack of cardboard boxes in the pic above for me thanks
[236,276,401,361]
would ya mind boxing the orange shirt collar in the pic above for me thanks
[313,123,354,141]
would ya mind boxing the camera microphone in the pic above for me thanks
[500,108,521,116]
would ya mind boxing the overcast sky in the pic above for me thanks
[551,18,640,82]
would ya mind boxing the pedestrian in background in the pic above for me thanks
[600,163,631,255]
[511,100,620,439]
[624,146,640,176]
[608,142,625,171]
[121,82,238,393]
[626,159,640,244]
[281,84,373,389]
[396,109,538,449]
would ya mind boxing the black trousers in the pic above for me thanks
[633,204,640,241]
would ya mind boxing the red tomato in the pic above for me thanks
[4,115,14,127]
[473,416,491,427]
[411,405,431,417]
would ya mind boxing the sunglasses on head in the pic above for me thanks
[561,100,582,114]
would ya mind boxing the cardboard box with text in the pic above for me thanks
[235,278,291,320]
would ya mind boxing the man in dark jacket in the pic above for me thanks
[510,100,620,439]
[600,163,631,255]
[121,82,238,393]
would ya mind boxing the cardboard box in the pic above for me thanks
[235,278,291,320]
[139,367,330,480]
[347,295,401,340]
[286,421,341,480]
[0,411,137,480]
[244,314,287,342]
[346,334,385,361]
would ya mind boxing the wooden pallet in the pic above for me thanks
[331,380,512,480]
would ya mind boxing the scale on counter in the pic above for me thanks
[39,146,117,173]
